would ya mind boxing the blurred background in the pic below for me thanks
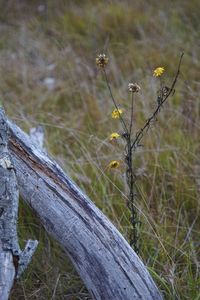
[0,0,199,299]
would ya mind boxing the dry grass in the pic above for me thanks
[0,0,199,299]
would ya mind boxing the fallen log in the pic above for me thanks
[4,110,162,300]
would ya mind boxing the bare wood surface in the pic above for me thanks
[6,115,163,300]
[0,109,38,300]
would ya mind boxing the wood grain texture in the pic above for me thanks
[0,109,38,300]
[7,118,163,300]
[0,109,19,300]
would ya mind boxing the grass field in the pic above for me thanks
[0,1,199,299]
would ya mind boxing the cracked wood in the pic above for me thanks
[6,115,162,300]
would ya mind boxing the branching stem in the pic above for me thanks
[131,53,184,151]
[101,52,183,254]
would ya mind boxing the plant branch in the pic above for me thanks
[131,52,184,151]
[103,68,128,133]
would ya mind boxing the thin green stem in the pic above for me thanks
[103,68,128,133]
[129,92,134,137]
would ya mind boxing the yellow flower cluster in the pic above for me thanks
[109,132,120,141]
[153,67,165,77]
[111,108,123,119]
[109,160,120,169]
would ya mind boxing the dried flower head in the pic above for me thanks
[128,83,141,93]
[109,160,120,169]
[109,132,120,141]
[96,54,109,68]
[153,67,165,77]
[162,86,170,96]
[111,108,123,119]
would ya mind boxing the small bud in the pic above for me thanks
[162,86,170,96]
[121,132,129,139]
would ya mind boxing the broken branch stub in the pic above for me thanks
[0,109,38,300]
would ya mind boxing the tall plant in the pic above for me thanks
[96,53,184,253]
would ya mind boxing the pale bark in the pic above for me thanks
[0,109,38,300]
[6,114,162,300]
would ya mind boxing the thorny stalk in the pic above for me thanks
[99,53,183,254]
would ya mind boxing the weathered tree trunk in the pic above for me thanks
[5,114,163,300]
[0,109,38,300]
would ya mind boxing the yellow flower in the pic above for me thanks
[109,132,120,141]
[153,67,165,77]
[96,54,109,68]
[111,108,123,119]
[109,160,120,169]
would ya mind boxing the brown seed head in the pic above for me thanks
[96,54,109,68]
[128,83,141,93]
